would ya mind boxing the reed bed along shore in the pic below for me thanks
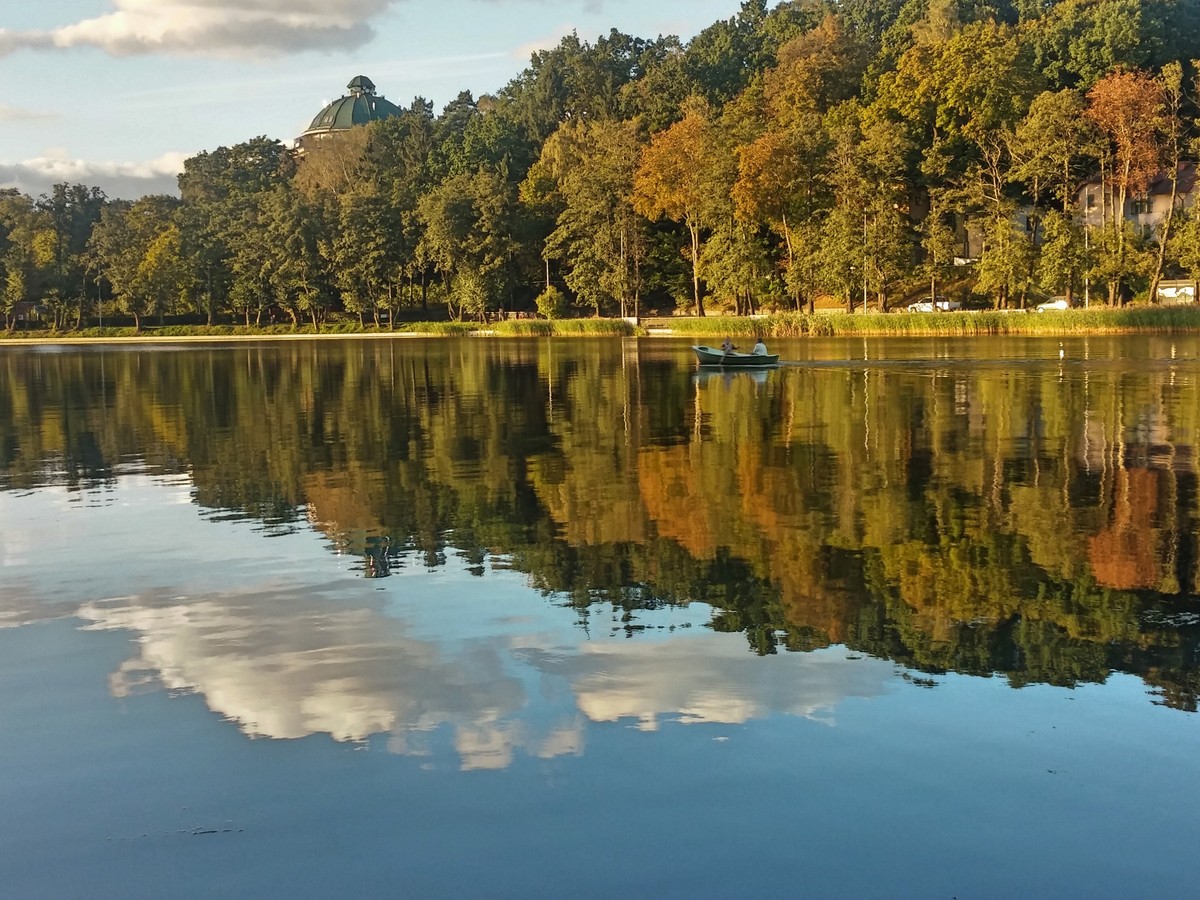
[652,306,1200,338]
[4,306,1200,343]
[0,317,638,343]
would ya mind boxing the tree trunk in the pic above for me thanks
[1149,168,1180,305]
[689,220,704,317]
[781,214,799,310]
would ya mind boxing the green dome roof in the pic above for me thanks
[300,76,402,142]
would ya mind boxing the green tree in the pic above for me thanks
[452,268,490,322]
[1147,62,1186,304]
[87,195,180,330]
[1169,208,1200,296]
[0,190,48,330]
[633,101,725,316]
[1035,209,1085,300]
[326,193,405,326]
[1010,89,1095,214]
[136,223,187,323]
[975,209,1034,306]
[526,119,648,318]
[177,137,296,323]
[36,183,106,328]
[535,284,567,319]
[417,171,521,320]
[820,103,870,312]
[262,187,331,329]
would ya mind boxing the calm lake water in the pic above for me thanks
[2,334,1198,898]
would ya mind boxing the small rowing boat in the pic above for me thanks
[692,345,780,367]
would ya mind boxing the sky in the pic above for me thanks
[0,0,756,200]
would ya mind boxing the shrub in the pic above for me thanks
[535,285,568,320]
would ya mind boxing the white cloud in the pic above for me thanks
[0,150,189,199]
[0,104,58,123]
[0,0,386,58]
[512,24,577,60]
[0,30,55,57]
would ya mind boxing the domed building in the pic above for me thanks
[297,76,402,148]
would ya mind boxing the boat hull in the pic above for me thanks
[692,345,780,367]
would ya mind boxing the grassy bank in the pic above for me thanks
[0,317,638,342]
[647,306,1200,338]
[4,307,1199,343]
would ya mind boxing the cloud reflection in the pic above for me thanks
[78,583,551,770]
[68,579,896,768]
[526,637,895,732]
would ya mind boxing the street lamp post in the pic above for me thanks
[863,211,869,313]
[1084,224,1090,309]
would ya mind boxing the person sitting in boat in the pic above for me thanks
[721,337,736,353]
[751,336,768,355]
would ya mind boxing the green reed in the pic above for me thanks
[643,307,1200,338]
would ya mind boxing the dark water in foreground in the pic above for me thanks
[1,335,1198,898]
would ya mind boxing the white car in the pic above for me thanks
[1035,298,1070,312]
[907,298,962,312]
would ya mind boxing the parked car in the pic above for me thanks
[907,297,962,312]
[1035,297,1070,312]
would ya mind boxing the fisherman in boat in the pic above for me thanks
[721,337,736,354]
[751,336,769,356]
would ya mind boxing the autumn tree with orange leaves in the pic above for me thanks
[1085,69,1165,303]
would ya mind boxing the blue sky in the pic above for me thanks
[0,0,753,200]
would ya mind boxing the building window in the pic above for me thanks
[1086,192,1096,210]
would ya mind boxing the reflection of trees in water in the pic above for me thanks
[3,338,1200,708]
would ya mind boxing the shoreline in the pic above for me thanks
[4,307,1200,345]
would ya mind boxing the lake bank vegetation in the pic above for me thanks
[3,0,1200,333]
[0,316,639,341]
[6,305,1200,342]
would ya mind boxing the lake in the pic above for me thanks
[1,334,1198,898]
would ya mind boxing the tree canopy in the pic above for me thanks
[8,0,1200,330]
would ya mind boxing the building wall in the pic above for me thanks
[1078,166,1197,233]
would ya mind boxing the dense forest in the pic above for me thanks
[4,0,1200,329]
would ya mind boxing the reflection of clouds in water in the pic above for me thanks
[0,584,78,630]
[74,581,894,769]
[77,582,583,771]
[5,478,897,770]
[524,636,896,732]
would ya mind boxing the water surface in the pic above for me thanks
[1,335,1198,898]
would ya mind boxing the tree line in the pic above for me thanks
[4,0,1200,330]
